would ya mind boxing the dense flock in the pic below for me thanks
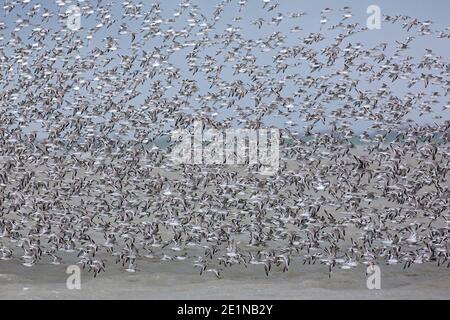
[0,0,449,278]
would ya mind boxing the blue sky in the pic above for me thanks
[1,0,449,137]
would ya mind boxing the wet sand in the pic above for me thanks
[1,256,450,299]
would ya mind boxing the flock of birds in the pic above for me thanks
[0,0,449,280]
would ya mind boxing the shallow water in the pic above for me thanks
[1,257,449,299]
